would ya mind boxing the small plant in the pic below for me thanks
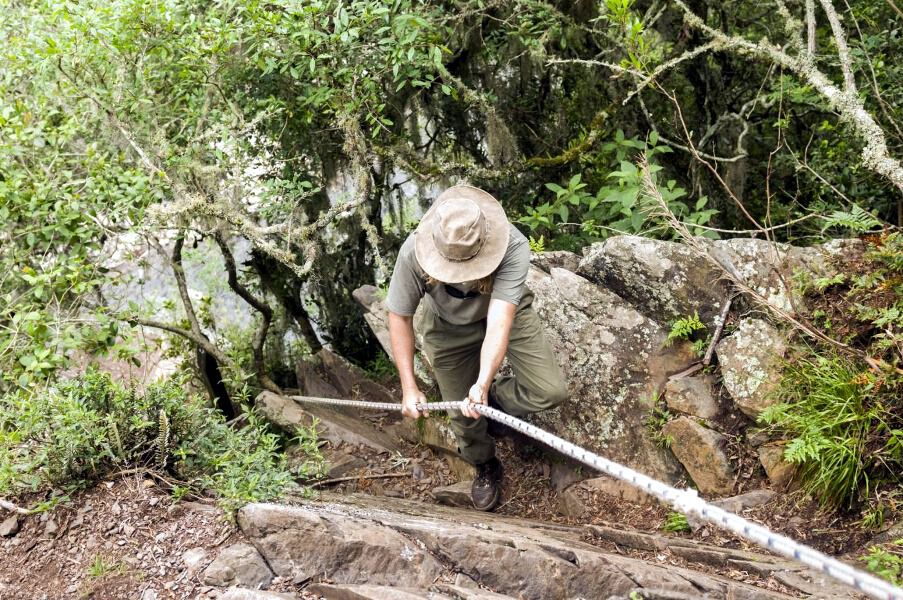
[759,352,901,510]
[528,235,546,253]
[87,555,123,579]
[666,312,706,346]
[364,352,398,381]
[661,511,691,533]
[644,394,674,449]
[861,540,903,585]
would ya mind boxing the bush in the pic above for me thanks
[759,352,903,510]
[0,370,319,511]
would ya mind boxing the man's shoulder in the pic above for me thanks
[507,222,528,249]
[396,232,424,274]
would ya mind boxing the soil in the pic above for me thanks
[0,425,885,600]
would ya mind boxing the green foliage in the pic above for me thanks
[644,395,674,449]
[364,351,398,381]
[759,352,902,510]
[87,555,124,579]
[528,235,546,254]
[821,205,883,233]
[518,132,717,251]
[0,371,317,512]
[661,511,691,533]
[861,540,903,586]
[666,312,707,347]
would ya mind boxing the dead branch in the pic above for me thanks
[0,498,31,515]
[703,297,734,366]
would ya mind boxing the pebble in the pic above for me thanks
[111,502,122,515]
[141,589,158,600]
[149,497,160,506]
[44,519,59,538]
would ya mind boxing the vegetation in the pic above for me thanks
[661,511,691,534]
[762,234,903,512]
[0,371,316,512]
[862,540,903,586]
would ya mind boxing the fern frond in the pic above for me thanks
[155,409,170,471]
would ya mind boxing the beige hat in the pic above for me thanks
[414,185,509,284]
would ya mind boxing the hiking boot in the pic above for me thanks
[471,457,503,511]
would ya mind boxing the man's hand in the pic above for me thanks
[402,388,429,419]
[461,382,488,419]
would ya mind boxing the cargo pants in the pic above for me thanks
[418,290,568,465]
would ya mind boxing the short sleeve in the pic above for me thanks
[386,235,427,316]
[490,225,530,306]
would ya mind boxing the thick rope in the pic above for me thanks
[288,395,903,600]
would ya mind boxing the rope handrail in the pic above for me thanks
[288,394,903,600]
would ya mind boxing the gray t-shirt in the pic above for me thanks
[386,223,530,325]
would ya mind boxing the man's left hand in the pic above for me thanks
[462,382,487,419]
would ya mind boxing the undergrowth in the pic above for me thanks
[861,539,903,585]
[0,370,320,512]
[762,233,903,513]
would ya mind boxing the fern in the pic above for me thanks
[155,409,170,471]
[666,312,706,346]
[821,204,882,233]
[528,235,546,253]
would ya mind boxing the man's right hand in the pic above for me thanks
[401,389,429,419]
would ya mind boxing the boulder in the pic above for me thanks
[320,449,367,479]
[686,489,776,530]
[577,236,727,326]
[716,319,787,418]
[662,417,735,496]
[758,443,798,490]
[306,584,442,600]
[238,497,800,600]
[219,589,300,600]
[579,476,658,505]
[202,542,274,589]
[524,267,691,484]
[664,376,719,419]
[237,503,444,588]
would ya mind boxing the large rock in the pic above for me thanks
[524,267,691,483]
[202,542,274,589]
[577,236,728,326]
[716,319,787,418]
[239,496,800,600]
[237,503,444,588]
[662,417,735,496]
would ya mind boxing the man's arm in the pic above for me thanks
[388,311,428,419]
[461,298,516,419]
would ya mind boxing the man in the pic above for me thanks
[386,184,568,512]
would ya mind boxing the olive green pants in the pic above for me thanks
[418,291,568,465]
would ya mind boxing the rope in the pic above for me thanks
[288,394,903,600]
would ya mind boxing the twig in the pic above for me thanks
[0,499,31,515]
[667,363,704,381]
[310,472,408,488]
[703,297,734,366]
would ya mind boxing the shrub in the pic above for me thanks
[759,352,902,510]
[0,370,318,511]
[861,540,903,586]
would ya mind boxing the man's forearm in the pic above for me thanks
[387,312,419,393]
[476,300,516,391]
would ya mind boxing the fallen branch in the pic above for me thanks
[0,498,32,515]
[703,297,734,366]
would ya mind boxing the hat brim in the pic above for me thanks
[414,185,509,284]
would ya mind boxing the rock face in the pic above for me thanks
[662,417,735,495]
[237,495,810,600]
[577,236,727,326]
[524,267,691,483]
[716,319,787,418]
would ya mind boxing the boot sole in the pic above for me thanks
[472,486,501,512]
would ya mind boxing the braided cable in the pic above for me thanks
[288,395,903,600]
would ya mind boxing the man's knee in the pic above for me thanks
[533,375,568,411]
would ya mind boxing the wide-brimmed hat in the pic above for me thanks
[414,185,509,284]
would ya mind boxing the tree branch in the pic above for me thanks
[214,233,280,394]
[817,0,857,93]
